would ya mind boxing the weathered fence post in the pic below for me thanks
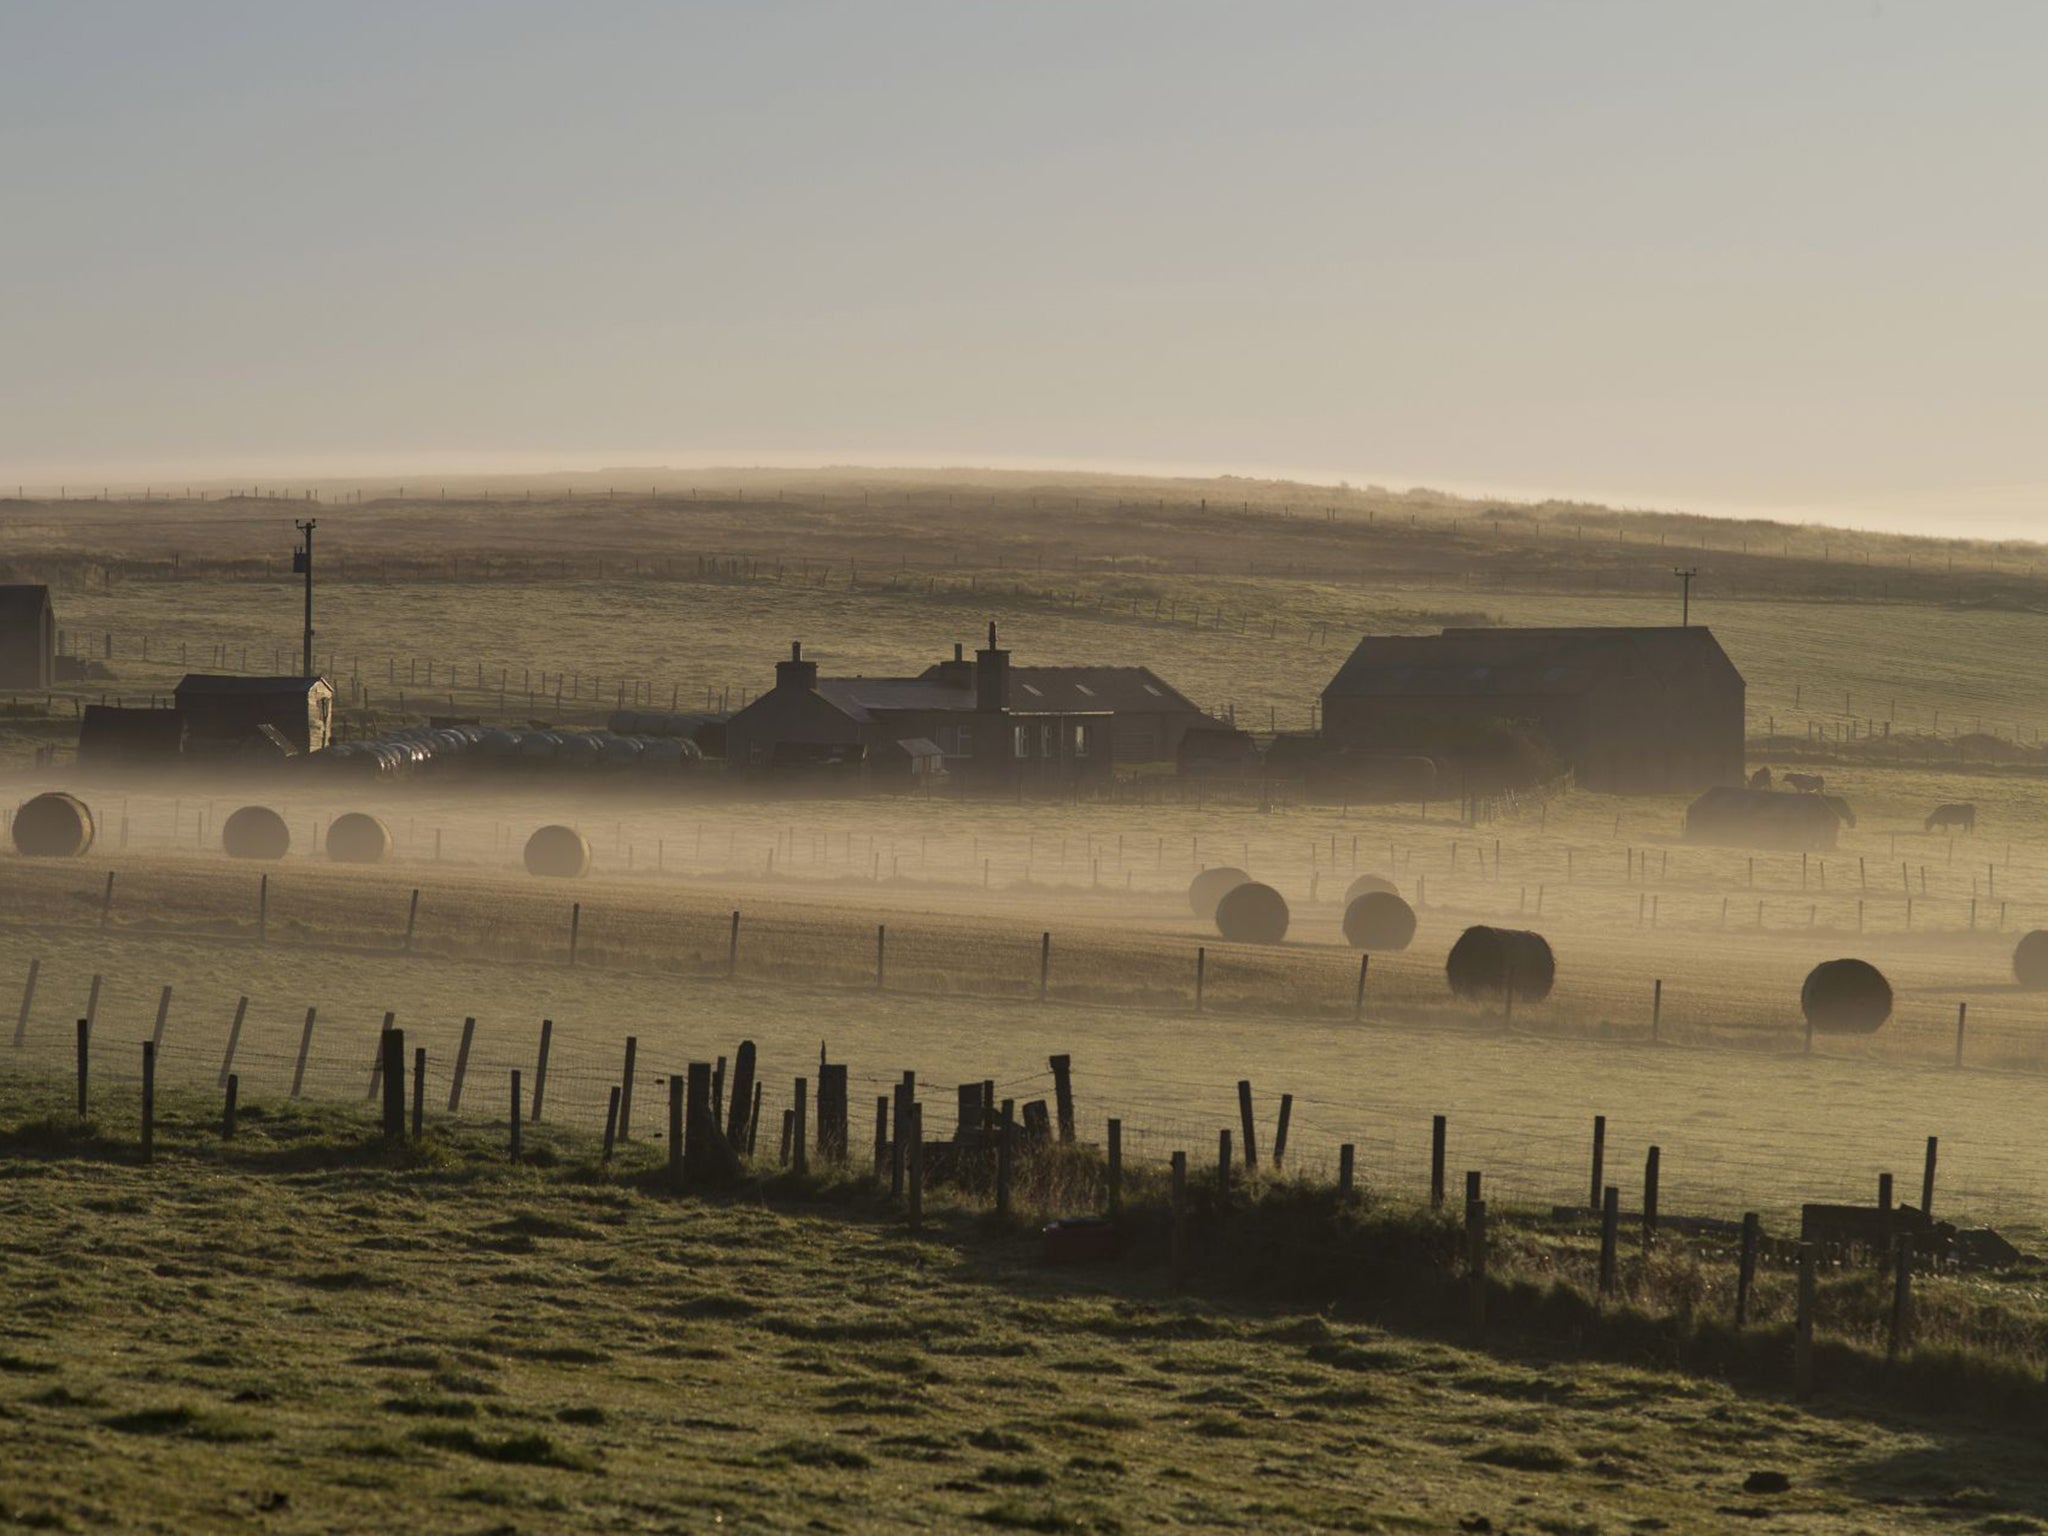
[530,1018,552,1123]
[1598,1185,1620,1296]
[367,1010,396,1100]
[291,1007,316,1099]
[1049,1054,1075,1143]
[219,996,248,1087]
[1338,1143,1355,1202]
[1106,1118,1122,1212]
[1651,979,1662,1043]
[140,1041,156,1164]
[996,1098,1015,1218]
[907,1103,925,1232]
[1954,1003,1966,1068]
[151,986,172,1050]
[875,924,885,989]
[792,1076,809,1175]
[818,1063,848,1162]
[13,957,37,1048]
[1235,1080,1258,1173]
[381,1028,407,1139]
[411,1047,426,1139]
[725,1040,757,1150]
[223,1073,239,1140]
[404,888,420,951]
[1353,953,1369,1020]
[449,1016,475,1112]
[509,1070,523,1162]
[258,873,268,945]
[1642,1145,1661,1250]
[1921,1135,1939,1216]
[1589,1114,1606,1209]
[100,871,115,929]
[685,1061,716,1184]
[1217,1128,1233,1198]
[1195,946,1206,1011]
[1039,931,1052,1000]
[1169,1150,1189,1287]
[873,1094,890,1177]
[1877,1171,1893,1211]
[1795,1244,1817,1399]
[618,1036,637,1140]
[727,909,740,977]
[890,1076,913,1198]
[603,1086,621,1162]
[1272,1093,1293,1171]
[1735,1212,1759,1327]
[1429,1114,1446,1209]
[568,904,580,966]
[667,1076,684,1187]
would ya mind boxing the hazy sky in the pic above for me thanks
[3,2,2043,536]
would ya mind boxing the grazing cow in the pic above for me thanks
[1926,802,1977,834]
[1747,766,1774,790]
[1820,793,1857,828]
[1783,771,1826,793]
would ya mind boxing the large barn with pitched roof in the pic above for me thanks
[1320,626,1744,794]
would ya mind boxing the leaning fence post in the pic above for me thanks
[1272,1093,1293,1171]
[140,1041,156,1164]
[1050,1054,1075,1143]
[1598,1185,1620,1296]
[367,1010,396,1100]
[1921,1135,1939,1216]
[603,1086,621,1163]
[411,1047,426,1139]
[1429,1114,1446,1209]
[404,888,420,951]
[1106,1118,1122,1213]
[1642,1145,1661,1250]
[100,871,115,929]
[1589,1114,1606,1210]
[291,1007,316,1099]
[12,957,37,1048]
[1795,1243,1817,1399]
[1651,978,1662,1043]
[449,1016,475,1112]
[1236,1080,1258,1173]
[1353,952,1369,1020]
[151,985,172,1050]
[223,1073,239,1140]
[381,1028,407,1139]
[530,1018,552,1123]
[1735,1212,1759,1327]
[1194,947,1206,1012]
[619,1036,637,1140]
[219,996,248,1087]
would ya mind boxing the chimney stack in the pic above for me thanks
[975,621,1009,713]
[775,639,819,693]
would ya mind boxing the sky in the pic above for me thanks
[2,2,2043,538]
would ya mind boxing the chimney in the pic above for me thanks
[775,639,818,693]
[933,639,973,691]
[975,620,1009,713]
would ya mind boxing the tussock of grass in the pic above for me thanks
[411,1426,594,1471]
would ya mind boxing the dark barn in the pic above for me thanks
[725,628,1115,792]
[0,584,56,691]
[78,705,188,768]
[1320,626,1744,794]
[174,674,336,757]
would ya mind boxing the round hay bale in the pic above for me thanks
[1343,890,1416,951]
[221,805,291,861]
[1446,926,1556,1002]
[11,792,94,858]
[1343,872,1398,906]
[1188,865,1251,921]
[524,824,591,879]
[1215,881,1289,944]
[2014,930,2048,989]
[325,812,393,865]
[1800,958,1892,1034]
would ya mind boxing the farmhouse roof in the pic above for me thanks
[174,673,331,697]
[1003,666,1202,714]
[813,677,974,722]
[1323,626,1736,701]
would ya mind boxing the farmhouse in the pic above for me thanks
[724,627,1115,791]
[0,584,55,691]
[1321,626,1744,794]
[174,674,336,757]
[918,659,1207,765]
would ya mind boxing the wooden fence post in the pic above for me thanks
[818,1063,848,1162]
[1795,1244,1817,1399]
[792,1077,809,1175]
[1954,1003,1966,1067]
[381,1028,406,1139]
[618,1036,637,1139]
[685,1061,716,1184]
[1651,979,1662,1042]
[1236,1080,1258,1173]
[449,1016,475,1112]
[1642,1145,1661,1250]
[140,1041,155,1164]
[725,1040,757,1150]
[568,904,580,966]
[291,1007,316,1099]
[1589,1114,1606,1210]
[1430,1114,1446,1209]
[1272,1093,1293,1171]
[530,1018,552,1123]
[404,888,420,951]
[151,985,172,1050]
[1735,1212,1759,1327]
[509,1070,523,1162]
[12,957,37,1048]
[218,996,248,1087]
[1169,1151,1189,1287]
[1921,1136,1938,1216]
[667,1076,684,1187]
[100,871,115,929]
[1050,1054,1075,1143]
[727,909,740,977]
[996,1098,1015,1218]
[258,873,268,945]
[1039,931,1051,1000]
[603,1087,621,1162]
[411,1047,426,1139]
[907,1103,924,1232]
[367,1010,396,1100]
[1195,947,1206,1011]
[223,1074,239,1140]
[1107,1118,1122,1213]
[1217,1128,1233,1199]
[875,924,886,989]
[1353,953,1368,1020]
[1598,1185,1620,1296]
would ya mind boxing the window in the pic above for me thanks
[1040,723,1056,758]
[1072,723,1089,757]
[1014,725,1030,758]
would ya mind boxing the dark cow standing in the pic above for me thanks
[1926,802,1977,833]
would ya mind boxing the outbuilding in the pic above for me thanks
[0,585,55,691]
[174,674,335,756]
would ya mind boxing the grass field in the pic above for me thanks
[11,1075,2048,1534]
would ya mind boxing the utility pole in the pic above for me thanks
[1673,566,1697,627]
[294,520,316,675]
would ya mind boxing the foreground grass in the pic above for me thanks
[6,1090,2048,1533]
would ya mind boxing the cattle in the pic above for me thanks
[1926,802,1977,833]
[1782,771,1826,793]
[1747,766,1774,790]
